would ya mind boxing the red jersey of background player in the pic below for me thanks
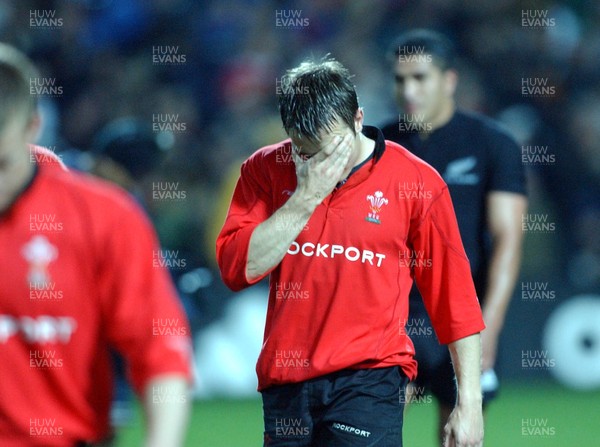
[0,147,192,446]
[217,126,485,390]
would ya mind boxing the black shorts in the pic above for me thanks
[409,302,498,407]
[262,366,408,446]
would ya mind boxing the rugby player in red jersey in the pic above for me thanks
[217,58,485,446]
[0,43,192,447]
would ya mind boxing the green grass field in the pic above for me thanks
[116,381,600,446]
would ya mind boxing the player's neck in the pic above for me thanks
[421,101,455,139]
[353,133,375,167]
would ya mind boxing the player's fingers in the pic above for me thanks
[292,149,305,166]
[326,134,353,170]
[307,133,353,168]
[321,133,346,156]
[323,133,353,161]
[442,425,453,447]
[454,435,483,447]
[292,151,312,180]
[325,142,353,183]
[336,133,354,156]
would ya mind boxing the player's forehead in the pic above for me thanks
[290,119,350,151]
[394,58,441,77]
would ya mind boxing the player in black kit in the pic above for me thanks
[381,29,528,444]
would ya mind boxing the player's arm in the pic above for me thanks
[245,134,353,280]
[97,189,193,446]
[408,178,485,446]
[246,188,317,280]
[143,374,190,447]
[444,333,484,447]
[480,191,527,370]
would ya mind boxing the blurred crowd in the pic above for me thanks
[3,0,600,331]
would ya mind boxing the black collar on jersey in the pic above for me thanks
[362,125,385,163]
[335,125,385,188]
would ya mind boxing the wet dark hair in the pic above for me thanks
[278,57,359,143]
[389,29,456,71]
[0,43,39,130]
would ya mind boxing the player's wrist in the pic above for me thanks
[292,186,324,210]
[457,391,483,407]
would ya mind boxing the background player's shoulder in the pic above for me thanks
[30,144,136,212]
[46,164,146,219]
[457,110,519,146]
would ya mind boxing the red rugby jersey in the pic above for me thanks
[0,150,192,446]
[217,126,485,391]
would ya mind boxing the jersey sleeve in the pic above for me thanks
[409,182,486,344]
[97,194,192,394]
[216,154,273,291]
[486,126,527,195]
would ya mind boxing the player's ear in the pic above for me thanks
[443,69,458,97]
[354,108,364,133]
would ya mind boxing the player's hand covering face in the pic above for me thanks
[290,123,354,202]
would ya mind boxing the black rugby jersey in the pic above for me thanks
[382,110,526,301]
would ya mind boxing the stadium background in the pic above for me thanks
[5,0,600,445]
